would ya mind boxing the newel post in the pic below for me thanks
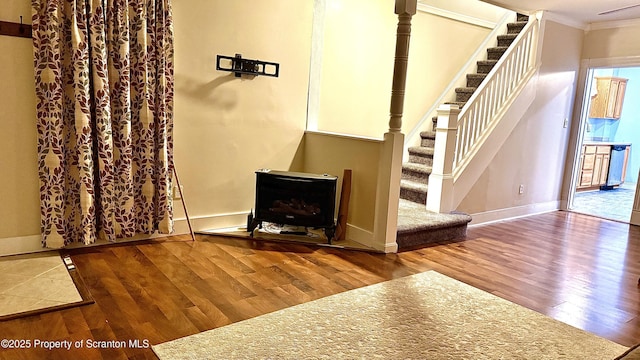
[373,0,416,253]
[388,0,417,132]
[426,104,459,213]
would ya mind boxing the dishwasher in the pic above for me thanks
[604,145,627,189]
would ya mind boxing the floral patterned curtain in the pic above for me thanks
[31,0,174,248]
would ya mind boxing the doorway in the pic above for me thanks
[568,66,639,223]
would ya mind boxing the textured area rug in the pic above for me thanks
[153,271,627,360]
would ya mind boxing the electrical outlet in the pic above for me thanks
[173,185,184,200]
[518,184,524,194]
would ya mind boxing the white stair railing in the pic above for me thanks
[453,15,540,176]
[427,13,543,213]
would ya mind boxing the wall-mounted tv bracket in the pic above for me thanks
[216,54,279,78]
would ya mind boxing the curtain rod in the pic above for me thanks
[0,18,33,39]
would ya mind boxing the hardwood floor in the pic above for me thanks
[1,210,639,359]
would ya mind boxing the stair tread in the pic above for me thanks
[400,179,428,191]
[444,101,466,107]
[467,73,487,78]
[456,87,477,92]
[408,146,434,156]
[477,60,498,65]
[497,34,517,40]
[402,163,433,173]
[397,199,472,232]
[419,131,436,139]
[488,46,509,51]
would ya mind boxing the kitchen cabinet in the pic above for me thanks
[577,143,631,191]
[589,77,628,119]
[578,145,611,189]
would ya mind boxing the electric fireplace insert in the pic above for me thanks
[248,169,337,243]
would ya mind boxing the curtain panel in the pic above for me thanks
[32,0,174,248]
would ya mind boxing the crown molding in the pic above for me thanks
[416,3,498,29]
[542,11,588,30]
[586,18,640,31]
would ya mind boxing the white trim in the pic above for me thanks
[305,130,384,143]
[173,211,248,234]
[0,235,44,257]
[543,11,587,30]
[345,223,374,248]
[587,18,640,32]
[469,201,560,226]
[417,3,498,29]
[581,55,640,68]
[0,212,247,257]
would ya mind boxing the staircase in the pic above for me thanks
[396,13,529,251]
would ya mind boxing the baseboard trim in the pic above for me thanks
[345,223,375,249]
[173,211,249,235]
[0,235,44,257]
[0,212,250,257]
[469,201,560,226]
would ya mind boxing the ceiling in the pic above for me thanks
[480,0,640,26]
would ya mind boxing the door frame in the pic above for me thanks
[563,55,640,225]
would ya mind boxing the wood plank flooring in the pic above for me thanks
[0,210,639,359]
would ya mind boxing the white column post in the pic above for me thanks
[388,0,417,132]
[426,104,459,213]
[372,0,416,253]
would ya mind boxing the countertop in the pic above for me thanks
[583,141,631,146]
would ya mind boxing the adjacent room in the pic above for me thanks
[1,0,640,359]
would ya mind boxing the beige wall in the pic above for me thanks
[0,3,41,239]
[301,133,381,235]
[583,24,640,59]
[458,20,584,216]
[0,1,593,252]
[317,0,493,138]
[172,0,313,229]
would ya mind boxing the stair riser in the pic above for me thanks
[402,168,430,183]
[421,138,435,148]
[477,62,495,74]
[408,154,433,167]
[517,14,529,22]
[397,225,467,251]
[487,48,507,60]
[400,187,426,204]
[456,91,474,103]
[466,75,486,88]
[497,37,515,47]
[507,23,525,34]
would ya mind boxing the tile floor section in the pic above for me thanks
[572,182,636,223]
[0,251,82,317]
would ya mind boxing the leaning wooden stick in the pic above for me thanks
[173,166,196,242]
[335,169,352,241]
